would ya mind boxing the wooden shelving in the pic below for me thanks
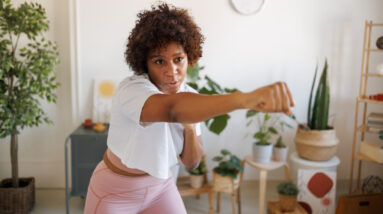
[349,20,383,194]
[354,152,382,164]
[357,97,383,104]
[356,124,381,134]
[366,48,383,52]
[362,73,383,77]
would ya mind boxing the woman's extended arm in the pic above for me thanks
[140,82,294,123]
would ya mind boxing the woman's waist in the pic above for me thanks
[105,148,148,176]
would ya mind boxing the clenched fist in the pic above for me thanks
[244,82,294,114]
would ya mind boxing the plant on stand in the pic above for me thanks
[277,181,299,212]
[187,160,207,188]
[246,111,292,163]
[212,149,243,193]
[273,136,288,162]
[0,1,59,213]
[294,60,339,161]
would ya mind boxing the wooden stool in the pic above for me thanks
[213,160,245,214]
[243,155,291,214]
[267,201,307,214]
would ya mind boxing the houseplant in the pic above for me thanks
[273,136,288,162]
[212,149,243,193]
[246,111,292,163]
[294,60,339,161]
[277,181,299,212]
[187,159,207,188]
[0,1,59,213]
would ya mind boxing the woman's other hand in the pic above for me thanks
[244,82,294,114]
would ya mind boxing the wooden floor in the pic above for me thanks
[30,180,349,214]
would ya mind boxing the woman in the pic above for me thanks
[84,3,294,214]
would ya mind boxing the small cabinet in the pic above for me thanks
[65,124,108,213]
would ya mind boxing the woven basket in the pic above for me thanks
[294,126,339,161]
[0,177,35,214]
[213,172,240,194]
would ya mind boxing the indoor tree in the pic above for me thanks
[0,0,59,188]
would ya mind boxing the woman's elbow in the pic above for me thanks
[183,159,201,171]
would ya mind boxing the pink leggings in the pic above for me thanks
[84,161,186,214]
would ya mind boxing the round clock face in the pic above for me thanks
[231,0,265,15]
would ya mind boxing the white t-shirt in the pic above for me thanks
[107,74,201,179]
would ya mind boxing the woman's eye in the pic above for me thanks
[154,59,163,65]
[175,57,183,62]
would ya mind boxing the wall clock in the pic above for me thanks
[231,0,265,15]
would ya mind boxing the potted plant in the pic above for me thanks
[247,111,292,163]
[212,149,243,193]
[277,181,299,212]
[0,1,59,213]
[294,60,339,161]
[187,160,207,188]
[273,136,288,162]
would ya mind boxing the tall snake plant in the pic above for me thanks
[307,60,330,130]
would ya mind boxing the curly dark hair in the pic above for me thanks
[125,3,205,75]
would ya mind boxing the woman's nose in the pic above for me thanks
[166,62,177,77]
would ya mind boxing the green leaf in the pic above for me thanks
[221,149,231,156]
[268,127,278,134]
[208,114,229,135]
[246,110,259,118]
[264,113,270,121]
[212,156,223,162]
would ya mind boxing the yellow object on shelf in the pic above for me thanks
[93,122,106,132]
[360,141,383,163]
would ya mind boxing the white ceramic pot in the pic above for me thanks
[190,175,204,188]
[273,147,288,162]
[252,143,273,163]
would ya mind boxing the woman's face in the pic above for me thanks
[146,41,188,94]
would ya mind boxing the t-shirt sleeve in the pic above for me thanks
[118,77,161,127]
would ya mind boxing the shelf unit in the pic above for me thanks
[348,20,383,194]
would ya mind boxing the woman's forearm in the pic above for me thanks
[170,91,245,123]
[180,125,203,170]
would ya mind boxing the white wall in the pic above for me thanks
[1,0,383,188]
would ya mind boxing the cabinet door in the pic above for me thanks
[71,135,107,197]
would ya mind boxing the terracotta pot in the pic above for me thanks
[279,194,297,212]
[0,177,35,214]
[213,172,240,194]
[273,147,288,162]
[252,143,273,163]
[294,125,339,161]
[190,175,204,188]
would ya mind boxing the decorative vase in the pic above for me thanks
[279,194,297,212]
[273,147,288,162]
[252,143,273,163]
[212,172,240,194]
[294,125,339,161]
[190,175,205,189]
[0,177,35,214]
